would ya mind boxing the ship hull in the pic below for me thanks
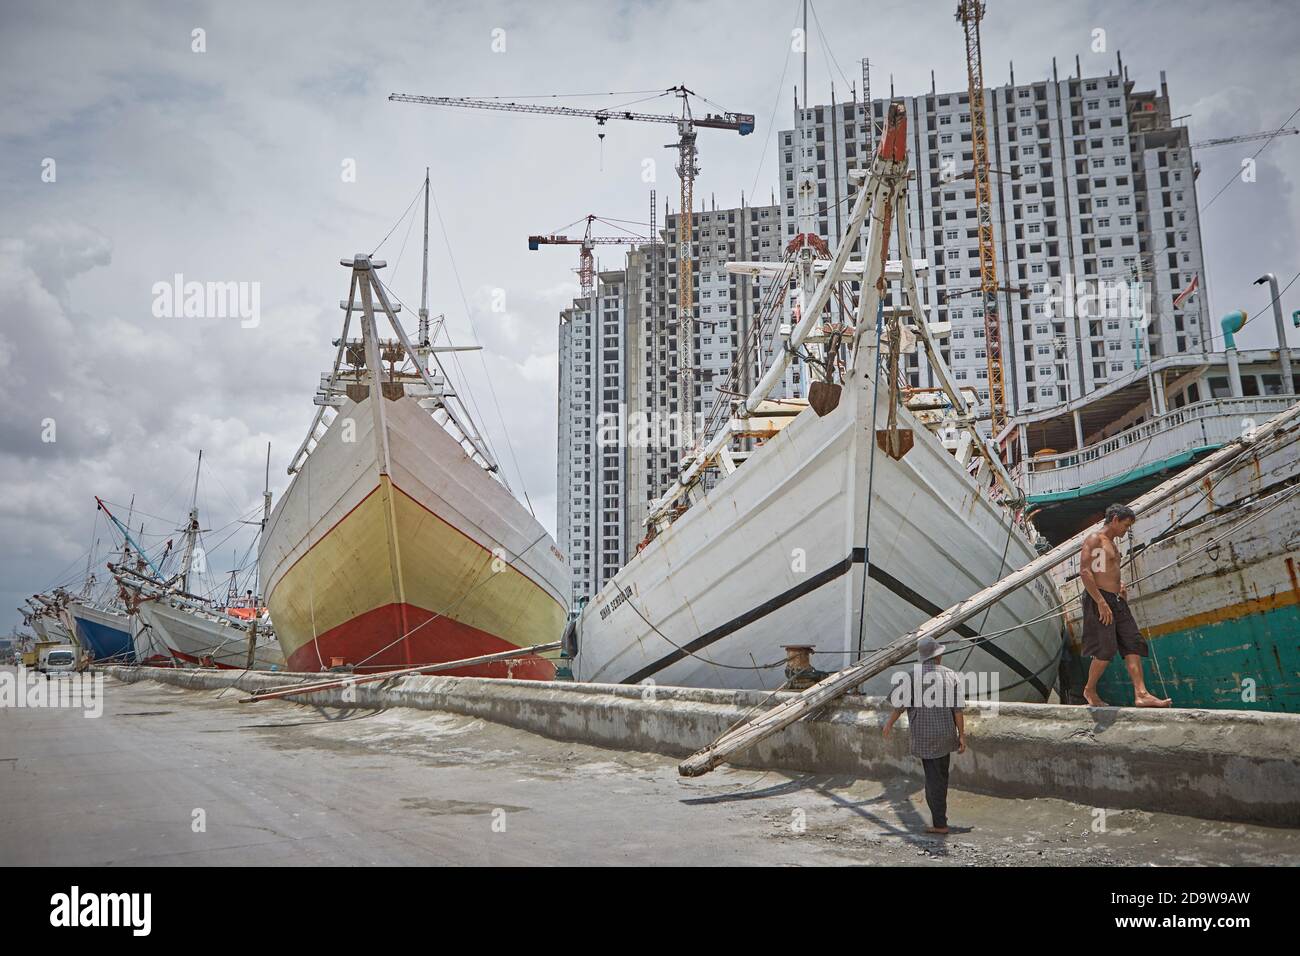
[574,367,1063,700]
[1056,421,1300,711]
[260,393,569,675]
[130,611,175,666]
[67,601,134,663]
[137,600,284,670]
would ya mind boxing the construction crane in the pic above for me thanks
[389,86,755,454]
[955,0,1008,437]
[528,215,657,295]
[1189,127,1299,150]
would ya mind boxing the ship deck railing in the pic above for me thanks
[1013,396,1294,499]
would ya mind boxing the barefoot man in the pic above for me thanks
[1080,503,1171,708]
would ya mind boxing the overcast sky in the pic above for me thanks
[2,0,1298,635]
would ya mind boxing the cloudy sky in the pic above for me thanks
[2,0,1298,635]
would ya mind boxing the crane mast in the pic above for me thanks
[675,96,700,451]
[956,0,1007,436]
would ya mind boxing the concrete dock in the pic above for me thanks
[1,665,1298,866]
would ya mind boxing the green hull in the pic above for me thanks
[1061,604,1300,712]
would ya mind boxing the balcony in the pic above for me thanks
[1014,397,1294,501]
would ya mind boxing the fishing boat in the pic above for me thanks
[1007,342,1300,711]
[63,598,134,663]
[34,583,131,664]
[23,601,55,643]
[107,456,284,670]
[570,104,1064,699]
[115,566,283,669]
[259,173,569,674]
[131,611,174,666]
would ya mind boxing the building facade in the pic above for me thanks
[558,200,783,606]
[777,62,1208,418]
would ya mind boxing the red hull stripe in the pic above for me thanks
[167,648,250,670]
[286,601,556,679]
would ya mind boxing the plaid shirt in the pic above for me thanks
[896,661,964,759]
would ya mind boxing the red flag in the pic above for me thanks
[1174,274,1199,309]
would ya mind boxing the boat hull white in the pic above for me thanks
[137,599,284,670]
[574,366,1063,700]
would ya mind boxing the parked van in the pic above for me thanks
[39,645,78,675]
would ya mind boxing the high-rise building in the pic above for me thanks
[778,60,1209,418]
[557,200,783,607]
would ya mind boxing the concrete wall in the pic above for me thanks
[106,667,1300,827]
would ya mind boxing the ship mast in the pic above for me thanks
[289,174,501,482]
[255,441,272,603]
[792,0,827,388]
[261,442,272,530]
[177,450,202,593]
[419,167,431,349]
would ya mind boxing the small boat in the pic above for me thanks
[1007,345,1300,710]
[106,455,284,671]
[64,598,134,663]
[115,567,283,670]
[25,595,75,648]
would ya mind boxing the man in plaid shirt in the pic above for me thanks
[882,636,967,834]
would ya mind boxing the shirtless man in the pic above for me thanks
[1079,503,1171,708]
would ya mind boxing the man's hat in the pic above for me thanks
[917,636,944,662]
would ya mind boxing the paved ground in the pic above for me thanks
[2,667,1297,866]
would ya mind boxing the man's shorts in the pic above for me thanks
[1082,589,1147,661]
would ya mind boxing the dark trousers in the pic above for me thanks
[921,755,951,828]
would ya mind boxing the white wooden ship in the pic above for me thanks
[571,104,1063,699]
[259,175,570,674]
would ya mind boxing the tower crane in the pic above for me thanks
[1187,126,1298,179]
[528,215,658,295]
[955,0,1008,437]
[1188,127,1298,149]
[390,87,755,453]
